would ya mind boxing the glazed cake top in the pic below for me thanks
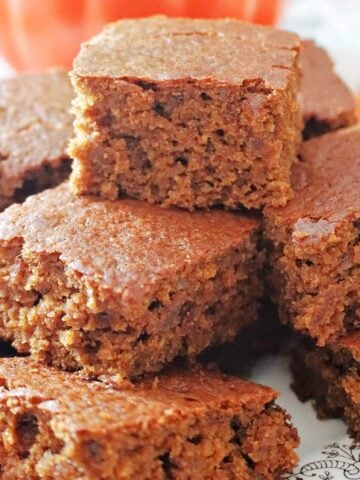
[73,16,300,90]
[0,183,259,304]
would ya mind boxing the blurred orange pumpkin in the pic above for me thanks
[0,0,281,72]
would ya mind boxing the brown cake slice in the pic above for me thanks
[0,183,262,377]
[299,40,356,139]
[292,332,360,440]
[69,16,301,211]
[0,358,299,480]
[265,126,360,346]
[0,70,73,211]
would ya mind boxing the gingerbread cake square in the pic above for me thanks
[265,126,360,346]
[0,183,262,377]
[69,16,301,211]
[0,70,73,211]
[0,358,299,479]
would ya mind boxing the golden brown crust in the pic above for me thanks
[73,16,299,88]
[0,359,278,416]
[0,358,299,480]
[0,183,259,299]
[299,40,356,138]
[0,70,73,206]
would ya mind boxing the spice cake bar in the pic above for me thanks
[265,126,360,346]
[0,70,73,211]
[292,332,360,440]
[0,183,262,377]
[299,40,356,139]
[0,358,299,480]
[69,16,301,211]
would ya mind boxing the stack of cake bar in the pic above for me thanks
[0,16,358,479]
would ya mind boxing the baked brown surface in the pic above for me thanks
[69,16,301,211]
[299,40,356,139]
[0,358,299,480]
[0,183,262,377]
[292,332,360,440]
[265,126,360,346]
[0,70,73,210]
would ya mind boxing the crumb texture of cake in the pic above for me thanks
[292,332,360,440]
[69,16,301,211]
[265,126,360,346]
[0,183,262,377]
[0,358,299,480]
[299,40,356,139]
[0,70,74,210]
